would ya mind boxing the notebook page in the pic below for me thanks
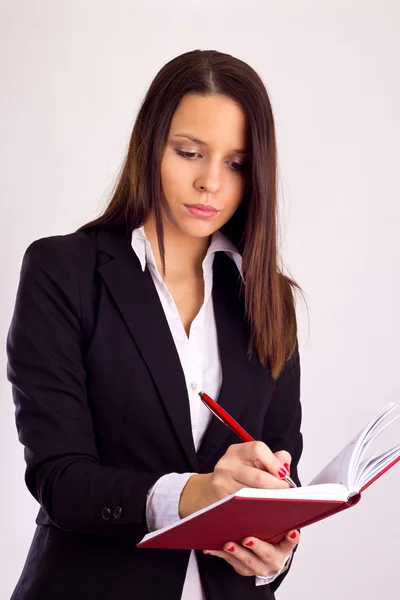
[235,484,349,501]
[356,444,400,490]
[349,403,399,487]
[309,403,399,490]
[307,432,362,488]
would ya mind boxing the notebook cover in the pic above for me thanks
[137,493,361,550]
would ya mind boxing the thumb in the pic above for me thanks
[274,451,292,474]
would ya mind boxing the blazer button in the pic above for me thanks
[113,506,123,520]
[102,507,112,520]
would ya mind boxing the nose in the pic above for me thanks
[194,161,222,194]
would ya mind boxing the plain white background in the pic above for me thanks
[1,1,399,598]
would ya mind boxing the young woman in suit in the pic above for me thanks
[6,49,304,599]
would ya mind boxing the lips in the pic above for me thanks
[185,203,218,218]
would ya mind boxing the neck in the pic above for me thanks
[143,216,211,279]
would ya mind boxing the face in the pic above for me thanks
[159,93,251,240]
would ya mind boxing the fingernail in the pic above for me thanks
[284,463,290,472]
[289,532,297,540]
[203,550,211,554]
[278,468,287,478]
[245,540,254,547]
[227,545,235,552]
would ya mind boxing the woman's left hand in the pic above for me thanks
[202,529,300,578]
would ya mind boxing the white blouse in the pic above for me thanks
[131,225,288,599]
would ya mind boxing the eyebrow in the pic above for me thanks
[172,133,252,155]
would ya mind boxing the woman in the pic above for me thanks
[6,49,304,600]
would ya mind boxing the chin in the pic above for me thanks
[181,218,222,238]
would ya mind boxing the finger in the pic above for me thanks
[240,537,289,573]
[274,450,292,474]
[237,441,290,481]
[277,529,301,554]
[205,542,271,577]
[202,548,254,577]
[222,541,279,577]
[233,463,290,490]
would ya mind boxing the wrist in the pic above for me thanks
[179,473,215,518]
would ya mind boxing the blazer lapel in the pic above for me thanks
[196,252,260,468]
[95,229,198,472]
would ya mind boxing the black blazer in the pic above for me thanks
[6,227,303,600]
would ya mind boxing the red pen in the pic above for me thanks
[198,390,297,488]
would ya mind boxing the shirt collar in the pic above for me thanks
[131,225,243,279]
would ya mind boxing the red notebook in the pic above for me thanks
[138,402,400,550]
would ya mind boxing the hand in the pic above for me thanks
[202,529,300,579]
[179,441,292,518]
[209,442,292,500]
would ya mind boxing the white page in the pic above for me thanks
[308,432,361,489]
[356,444,400,490]
[309,402,399,490]
[235,484,349,501]
[349,403,399,486]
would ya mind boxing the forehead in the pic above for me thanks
[169,94,250,150]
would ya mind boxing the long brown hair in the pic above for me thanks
[78,49,304,379]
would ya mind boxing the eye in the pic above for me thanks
[230,161,248,172]
[175,150,248,172]
[175,150,199,160]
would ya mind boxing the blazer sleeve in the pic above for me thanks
[261,339,303,593]
[6,237,167,539]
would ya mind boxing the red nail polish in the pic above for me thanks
[284,463,290,472]
[278,468,287,478]
[227,546,235,552]
[289,532,297,539]
[245,541,254,547]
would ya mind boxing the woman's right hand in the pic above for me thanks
[179,441,291,518]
